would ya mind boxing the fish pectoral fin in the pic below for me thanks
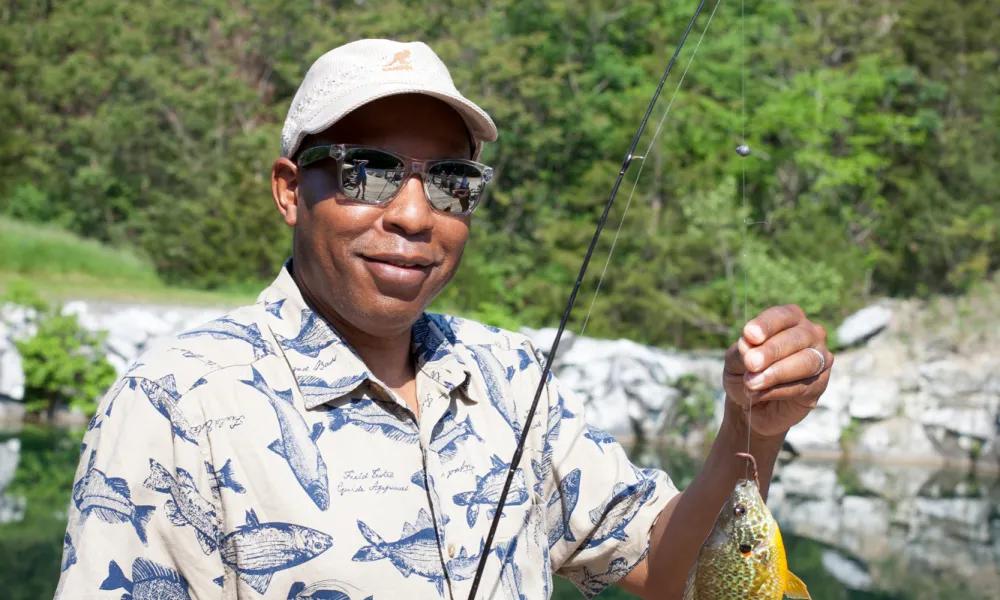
[239,570,273,594]
[784,570,811,599]
[267,439,285,458]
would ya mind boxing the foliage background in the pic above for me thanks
[1,0,997,349]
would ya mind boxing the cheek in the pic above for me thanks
[436,217,471,263]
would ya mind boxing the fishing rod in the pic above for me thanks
[465,0,714,596]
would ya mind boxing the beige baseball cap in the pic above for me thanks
[280,39,498,161]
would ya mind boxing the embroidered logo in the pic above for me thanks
[383,50,413,71]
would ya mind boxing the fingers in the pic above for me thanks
[744,346,832,392]
[743,304,805,345]
[724,341,746,377]
[742,322,820,374]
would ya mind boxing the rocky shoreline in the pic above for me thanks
[1,292,998,468]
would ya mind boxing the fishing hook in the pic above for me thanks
[466,1,713,597]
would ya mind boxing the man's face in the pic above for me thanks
[275,94,474,339]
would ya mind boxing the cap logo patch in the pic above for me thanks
[383,50,413,71]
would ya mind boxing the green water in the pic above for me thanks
[0,426,996,599]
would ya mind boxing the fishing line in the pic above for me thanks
[578,0,726,340]
[741,0,752,476]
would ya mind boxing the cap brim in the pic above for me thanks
[288,82,498,161]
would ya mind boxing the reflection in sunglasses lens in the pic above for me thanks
[342,149,404,204]
[426,162,483,213]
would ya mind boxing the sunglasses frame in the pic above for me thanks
[296,144,494,216]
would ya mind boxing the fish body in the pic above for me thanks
[428,412,483,462]
[140,375,197,444]
[276,309,339,357]
[547,468,582,549]
[683,474,811,600]
[144,458,222,555]
[241,366,330,510]
[220,508,333,595]
[178,317,272,359]
[73,451,156,545]
[452,455,528,527]
[298,374,366,407]
[466,346,521,439]
[100,557,191,600]
[61,533,77,572]
[327,398,418,443]
[286,579,372,600]
[352,508,446,595]
[583,424,617,453]
[583,478,655,549]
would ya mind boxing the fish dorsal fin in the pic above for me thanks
[784,570,811,599]
[414,508,433,530]
[105,476,132,499]
[133,557,181,583]
[490,455,506,470]
[245,508,260,528]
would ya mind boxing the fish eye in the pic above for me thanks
[734,504,746,517]
[739,543,752,555]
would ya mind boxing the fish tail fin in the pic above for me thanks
[353,520,386,557]
[287,581,306,600]
[132,504,156,545]
[144,459,174,492]
[100,559,132,592]
[784,570,811,599]
[216,459,246,494]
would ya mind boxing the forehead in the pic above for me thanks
[304,94,473,159]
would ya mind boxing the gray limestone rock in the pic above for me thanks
[836,305,893,347]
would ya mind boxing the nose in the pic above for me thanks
[382,176,434,236]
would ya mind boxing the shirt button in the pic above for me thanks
[448,544,456,558]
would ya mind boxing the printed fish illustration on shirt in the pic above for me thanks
[61,533,77,572]
[144,458,222,555]
[276,309,340,358]
[220,508,334,595]
[583,477,656,549]
[100,557,192,600]
[446,538,485,582]
[327,398,419,444]
[264,298,286,319]
[577,557,631,597]
[547,468,582,549]
[493,535,527,600]
[72,451,156,545]
[138,375,196,445]
[543,392,577,472]
[205,458,246,499]
[583,423,617,453]
[466,345,521,440]
[297,374,366,407]
[504,348,535,382]
[428,411,483,462]
[353,508,447,596]
[241,366,330,511]
[286,579,373,600]
[178,317,273,359]
[453,454,529,527]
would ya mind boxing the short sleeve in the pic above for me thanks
[53,375,225,599]
[531,347,679,598]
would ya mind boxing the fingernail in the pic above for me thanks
[747,324,764,341]
[746,351,762,371]
[747,371,766,389]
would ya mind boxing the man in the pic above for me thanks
[55,40,832,600]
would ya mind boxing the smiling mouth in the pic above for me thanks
[362,255,434,270]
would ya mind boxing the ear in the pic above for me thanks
[271,157,300,226]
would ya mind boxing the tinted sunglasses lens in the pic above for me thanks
[342,149,405,204]
[426,162,486,213]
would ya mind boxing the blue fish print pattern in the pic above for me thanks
[493,536,527,600]
[241,366,330,511]
[577,557,631,597]
[531,459,544,497]
[101,558,192,600]
[265,298,286,319]
[286,579,373,600]
[171,348,220,370]
[445,538,485,582]
[297,374,366,406]
[139,375,196,445]
[412,315,450,365]
[205,458,246,499]
[428,411,483,462]
[547,468,582,549]
[144,458,222,555]
[220,508,334,595]
[352,508,447,596]
[178,317,273,359]
[543,392,577,473]
[327,398,418,444]
[453,455,529,527]
[410,470,426,490]
[61,533,77,572]
[583,423,617,453]
[276,309,339,358]
[72,451,156,545]
[504,348,535,382]
[466,346,521,440]
[583,478,656,549]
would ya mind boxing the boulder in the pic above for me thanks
[849,378,900,420]
[854,417,938,461]
[821,549,874,591]
[836,305,893,347]
[0,321,25,401]
[785,407,847,454]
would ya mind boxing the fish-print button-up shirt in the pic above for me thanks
[54,260,678,600]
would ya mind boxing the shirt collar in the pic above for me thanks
[257,259,476,409]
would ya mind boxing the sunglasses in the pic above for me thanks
[297,144,494,215]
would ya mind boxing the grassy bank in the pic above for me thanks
[0,217,259,306]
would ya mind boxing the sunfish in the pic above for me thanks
[683,453,811,600]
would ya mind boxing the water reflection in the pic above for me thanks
[0,426,996,599]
